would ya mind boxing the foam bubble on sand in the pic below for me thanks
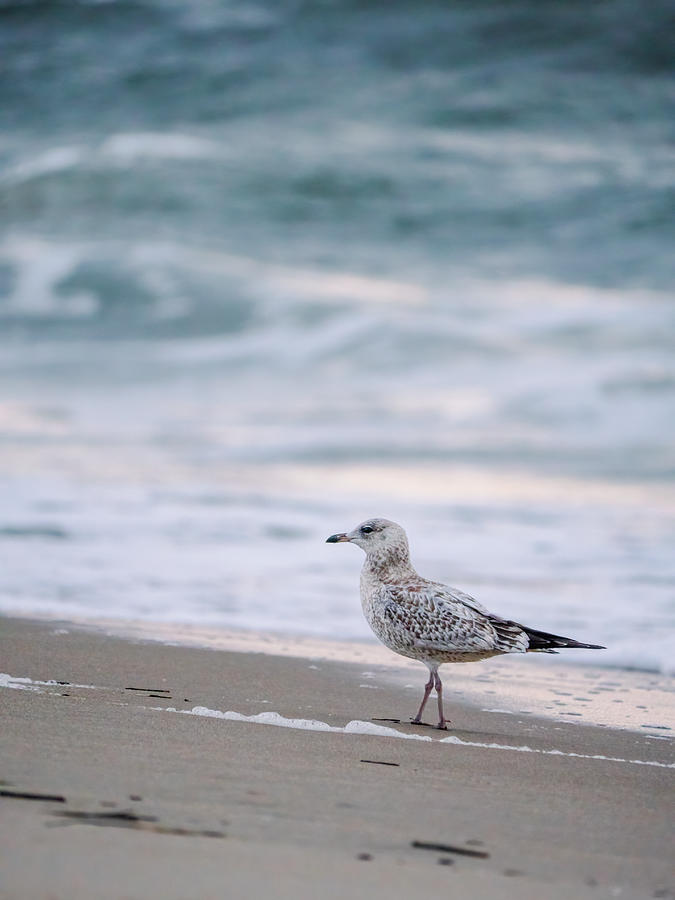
[190,707,336,732]
[0,673,42,691]
[440,735,675,768]
[342,720,428,739]
[150,704,674,766]
[161,706,432,741]
[0,672,99,691]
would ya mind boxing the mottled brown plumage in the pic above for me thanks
[327,518,604,729]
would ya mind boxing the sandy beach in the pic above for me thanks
[3,0,674,896]
[1,616,673,900]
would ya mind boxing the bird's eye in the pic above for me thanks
[361,525,374,534]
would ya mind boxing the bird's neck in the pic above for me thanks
[362,545,417,584]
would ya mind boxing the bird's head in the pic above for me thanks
[326,518,409,556]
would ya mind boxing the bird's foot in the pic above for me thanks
[410,717,450,730]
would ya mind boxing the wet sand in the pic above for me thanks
[62,613,675,734]
[1,615,674,900]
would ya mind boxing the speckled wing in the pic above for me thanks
[380,582,529,657]
[428,582,490,615]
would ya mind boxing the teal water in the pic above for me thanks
[1,0,673,670]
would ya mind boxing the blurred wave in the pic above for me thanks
[1,0,673,669]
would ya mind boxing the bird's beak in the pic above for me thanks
[326,532,350,543]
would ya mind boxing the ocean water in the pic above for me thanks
[1,0,674,673]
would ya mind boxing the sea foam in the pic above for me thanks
[165,706,433,741]
[152,705,674,768]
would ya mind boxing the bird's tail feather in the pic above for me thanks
[521,626,605,652]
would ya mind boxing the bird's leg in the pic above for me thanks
[410,671,434,725]
[433,670,449,730]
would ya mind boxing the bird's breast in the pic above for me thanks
[360,581,416,653]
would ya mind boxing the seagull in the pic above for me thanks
[327,518,605,729]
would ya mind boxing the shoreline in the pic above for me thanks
[5,610,674,736]
[1,615,674,899]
